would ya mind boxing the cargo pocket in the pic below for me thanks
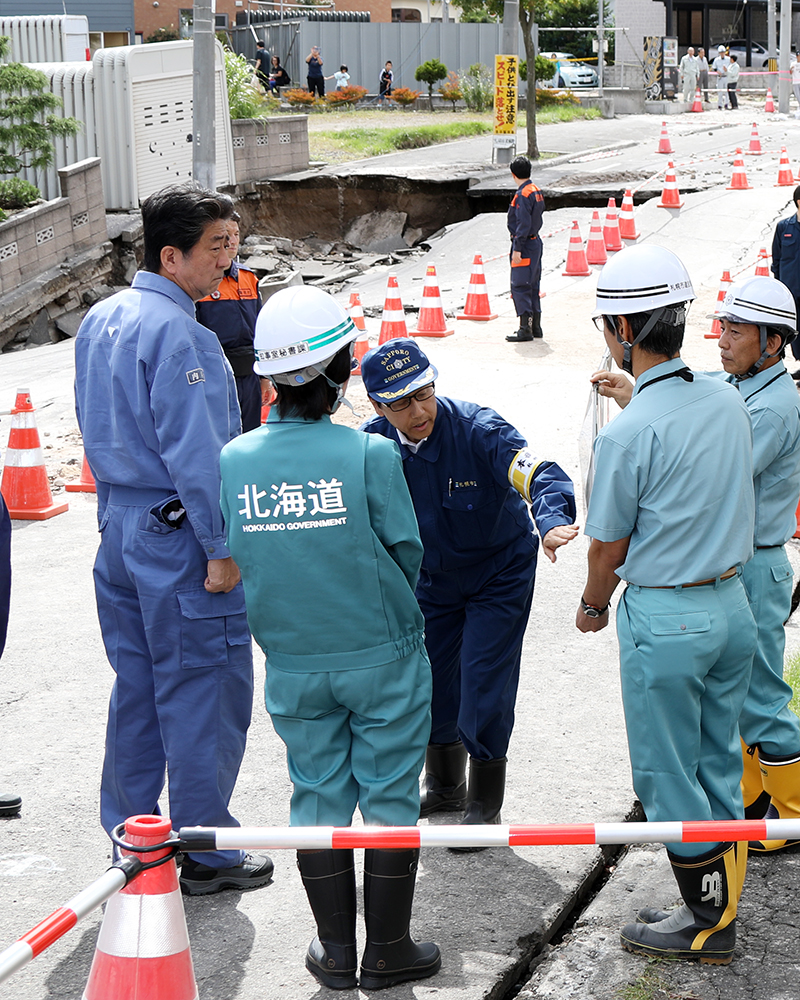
[771,562,793,584]
[649,612,710,636]
[177,586,251,669]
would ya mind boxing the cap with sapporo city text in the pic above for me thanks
[361,339,438,402]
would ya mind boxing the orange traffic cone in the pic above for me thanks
[776,147,794,186]
[346,291,367,332]
[83,815,197,1000]
[619,189,639,241]
[657,121,673,154]
[691,87,703,113]
[351,329,370,375]
[658,162,684,208]
[705,267,733,339]
[795,495,800,538]
[602,198,623,252]
[727,149,751,190]
[0,390,68,520]
[746,123,762,155]
[754,247,770,277]
[457,253,498,321]
[378,275,410,345]
[562,221,592,276]
[765,88,776,113]
[414,265,454,338]
[586,210,607,265]
[65,451,96,493]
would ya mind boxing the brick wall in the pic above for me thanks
[231,116,309,184]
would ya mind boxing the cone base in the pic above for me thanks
[456,313,498,321]
[620,234,639,241]
[658,200,685,208]
[604,241,623,252]
[562,267,592,276]
[704,333,720,340]
[7,500,69,520]
[414,327,455,337]
[726,185,752,191]
[65,483,97,493]
[776,179,795,187]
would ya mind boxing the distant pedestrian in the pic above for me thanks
[326,65,350,89]
[771,184,800,375]
[678,46,698,102]
[378,60,394,103]
[697,47,709,101]
[268,55,290,94]
[727,54,740,109]
[254,39,269,91]
[306,44,325,98]
[713,44,731,109]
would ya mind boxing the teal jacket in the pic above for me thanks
[220,412,425,671]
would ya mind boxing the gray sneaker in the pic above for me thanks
[179,852,274,896]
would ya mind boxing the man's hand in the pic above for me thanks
[590,370,633,408]
[576,605,609,633]
[205,557,241,593]
[512,250,522,265]
[541,523,579,563]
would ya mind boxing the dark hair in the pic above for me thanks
[793,184,800,207]
[511,155,532,179]
[340,64,348,72]
[274,344,352,420]
[730,53,737,61]
[141,184,234,273]
[608,308,686,357]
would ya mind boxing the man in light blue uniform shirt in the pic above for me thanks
[75,184,272,895]
[579,246,757,965]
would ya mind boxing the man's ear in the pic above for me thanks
[617,316,635,344]
[767,332,784,357]
[160,245,180,276]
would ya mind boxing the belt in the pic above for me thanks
[756,544,783,550]
[107,484,176,506]
[646,567,737,590]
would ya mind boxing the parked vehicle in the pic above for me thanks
[712,40,777,68]
[539,52,598,89]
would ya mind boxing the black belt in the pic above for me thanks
[224,346,257,379]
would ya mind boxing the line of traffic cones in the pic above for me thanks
[65,452,96,493]
[378,275,410,345]
[414,265,454,337]
[658,162,684,208]
[746,123,762,155]
[457,253,498,321]
[691,87,703,113]
[706,266,733,339]
[603,198,623,251]
[765,88,776,113]
[776,147,795,187]
[586,210,607,265]
[727,149,751,190]
[0,390,68,520]
[562,221,592,276]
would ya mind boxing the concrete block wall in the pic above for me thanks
[0,158,107,298]
[613,0,664,68]
[231,116,309,183]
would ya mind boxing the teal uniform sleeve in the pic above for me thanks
[585,431,640,542]
[750,405,788,479]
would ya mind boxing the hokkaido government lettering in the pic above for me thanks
[238,478,347,531]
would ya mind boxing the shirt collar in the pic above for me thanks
[397,429,427,453]
[741,359,787,395]
[131,271,195,318]
[634,357,687,391]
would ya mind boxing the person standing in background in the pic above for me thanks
[306,45,325,98]
[678,46,699,102]
[697,48,710,101]
[726,54,740,109]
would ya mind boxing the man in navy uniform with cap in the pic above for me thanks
[361,339,577,846]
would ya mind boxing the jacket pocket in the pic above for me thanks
[649,612,710,636]
[176,587,251,668]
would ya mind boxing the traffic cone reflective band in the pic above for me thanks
[746,123,762,154]
[618,190,639,241]
[1,390,68,520]
[352,329,370,376]
[65,451,97,493]
[754,247,770,277]
[658,162,684,208]
[346,291,366,332]
[457,253,498,321]
[765,88,776,112]
[562,221,592,276]
[378,275,410,345]
[83,815,197,1000]
[414,265,454,338]
[657,120,673,154]
[705,266,733,339]
[727,149,751,190]
[586,210,607,265]
[691,87,703,113]
[602,198,623,252]
[776,147,794,186]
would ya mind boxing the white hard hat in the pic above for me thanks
[718,44,726,52]
[254,285,357,384]
[717,275,797,332]
[594,245,695,317]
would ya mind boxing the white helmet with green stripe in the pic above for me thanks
[254,285,357,385]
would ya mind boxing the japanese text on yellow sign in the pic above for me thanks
[494,54,518,134]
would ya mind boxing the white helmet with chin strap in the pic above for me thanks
[594,245,695,375]
[714,275,797,380]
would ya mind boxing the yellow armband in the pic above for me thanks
[507,448,542,503]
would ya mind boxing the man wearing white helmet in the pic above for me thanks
[712,44,731,109]
[218,286,440,992]
[577,245,757,965]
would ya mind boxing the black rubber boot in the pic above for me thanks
[621,843,738,965]
[420,741,467,817]
[297,850,358,989]
[0,792,21,818]
[506,313,533,342]
[449,756,506,854]
[359,849,441,991]
[531,311,544,338]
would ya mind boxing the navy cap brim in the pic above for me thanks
[369,363,438,401]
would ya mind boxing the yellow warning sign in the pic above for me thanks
[494,54,518,135]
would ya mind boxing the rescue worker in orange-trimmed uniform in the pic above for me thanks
[506,155,545,344]
[196,212,262,432]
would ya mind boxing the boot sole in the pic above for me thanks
[620,936,733,965]
[359,954,442,991]
[179,871,273,896]
[305,957,358,990]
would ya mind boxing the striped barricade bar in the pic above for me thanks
[179,818,800,853]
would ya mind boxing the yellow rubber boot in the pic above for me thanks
[740,740,769,819]
[749,750,800,852]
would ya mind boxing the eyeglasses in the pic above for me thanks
[382,383,436,412]
[592,315,617,333]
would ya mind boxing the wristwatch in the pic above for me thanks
[580,596,609,618]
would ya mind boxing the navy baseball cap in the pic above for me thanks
[361,339,438,402]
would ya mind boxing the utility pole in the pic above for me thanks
[497,0,519,166]
[193,0,216,190]
[597,0,604,97]
[767,0,777,75]
[779,0,791,113]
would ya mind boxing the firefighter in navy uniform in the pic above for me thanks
[361,339,577,848]
[506,155,545,343]
[770,185,800,373]
[196,213,262,432]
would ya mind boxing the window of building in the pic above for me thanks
[179,9,193,38]
[392,8,422,22]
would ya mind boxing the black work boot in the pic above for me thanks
[420,741,467,817]
[621,843,738,965]
[360,849,441,990]
[297,850,358,989]
[0,792,21,818]
[449,756,506,854]
[531,311,544,338]
[506,313,533,342]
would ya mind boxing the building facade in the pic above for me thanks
[0,1,133,47]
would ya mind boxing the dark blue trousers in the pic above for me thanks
[510,238,543,317]
[0,495,10,658]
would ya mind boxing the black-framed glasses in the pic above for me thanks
[592,315,617,333]
[382,383,436,412]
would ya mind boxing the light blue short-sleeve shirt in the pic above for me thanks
[586,358,755,586]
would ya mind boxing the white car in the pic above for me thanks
[539,51,599,89]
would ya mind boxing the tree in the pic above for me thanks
[415,59,448,103]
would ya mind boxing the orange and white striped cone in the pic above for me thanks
[765,88,776,113]
[705,266,733,339]
[378,275,410,345]
[65,451,97,494]
[754,247,770,277]
[727,149,751,190]
[602,198,623,252]
[776,147,794,186]
[619,189,639,241]
[658,162,684,208]
[562,221,592,276]
[414,265,454,338]
[691,87,703,113]
[0,390,68,520]
[351,329,370,375]
[586,210,608,266]
[457,253,498,321]
[657,120,673,154]
[83,815,197,1000]
[746,122,762,154]
[346,291,367,332]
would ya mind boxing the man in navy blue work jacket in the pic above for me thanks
[361,339,577,849]
[771,185,800,373]
[506,155,545,343]
[75,184,272,896]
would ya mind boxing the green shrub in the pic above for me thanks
[415,58,448,101]
[535,88,580,108]
[519,56,557,83]
[460,63,493,112]
[0,177,40,209]
[144,26,179,43]
[224,48,274,119]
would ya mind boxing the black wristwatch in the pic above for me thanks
[581,596,609,618]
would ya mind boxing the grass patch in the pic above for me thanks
[518,105,603,127]
[785,649,800,718]
[616,961,673,1000]
[310,120,491,162]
